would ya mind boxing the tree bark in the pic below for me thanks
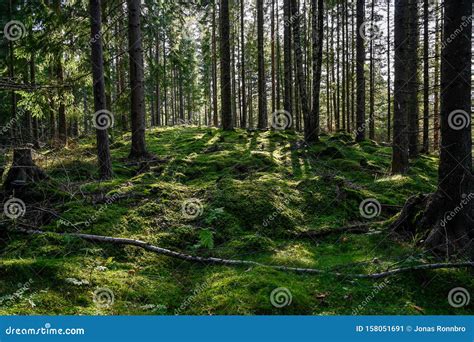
[127,0,149,158]
[391,0,410,174]
[90,0,113,179]
[355,0,366,142]
[257,0,268,129]
[220,0,233,130]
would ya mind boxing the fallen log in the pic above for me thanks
[13,227,474,279]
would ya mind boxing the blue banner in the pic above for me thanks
[0,316,472,342]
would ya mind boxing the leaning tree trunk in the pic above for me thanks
[3,148,47,192]
[391,0,473,258]
[127,0,149,159]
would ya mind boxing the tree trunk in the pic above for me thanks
[291,0,311,141]
[212,3,219,127]
[127,0,149,158]
[407,0,419,158]
[391,0,410,174]
[240,0,247,128]
[90,0,113,179]
[392,0,473,257]
[421,0,430,153]
[310,0,323,143]
[257,0,268,129]
[3,148,47,192]
[355,0,366,142]
[283,0,293,123]
[220,0,233,130]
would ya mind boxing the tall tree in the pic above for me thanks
[421,0,430,153]
[310,0,324,142]
[257,0,268,129]
[407,0,419,158]
[220,0,233,130]
[392,0,410,174]
[290,0,311,141]
[355,0,366,142]
[127,0,149,158]
[424,0,472,255]
[55,0,67,146]
[89,0,112,179]
[240,0,247,128]
[283,0,293,123]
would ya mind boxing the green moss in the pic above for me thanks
[1,127,471,315]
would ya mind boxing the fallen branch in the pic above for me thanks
[13,228,474,279]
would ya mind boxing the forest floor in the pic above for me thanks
[1,127,473,315]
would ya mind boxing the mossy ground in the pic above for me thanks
[1,127,472,315]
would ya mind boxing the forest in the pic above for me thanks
[0,0,472,315]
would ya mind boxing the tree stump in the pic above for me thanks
[3,148,47,192]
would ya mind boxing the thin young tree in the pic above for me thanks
[89,0,112,179]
